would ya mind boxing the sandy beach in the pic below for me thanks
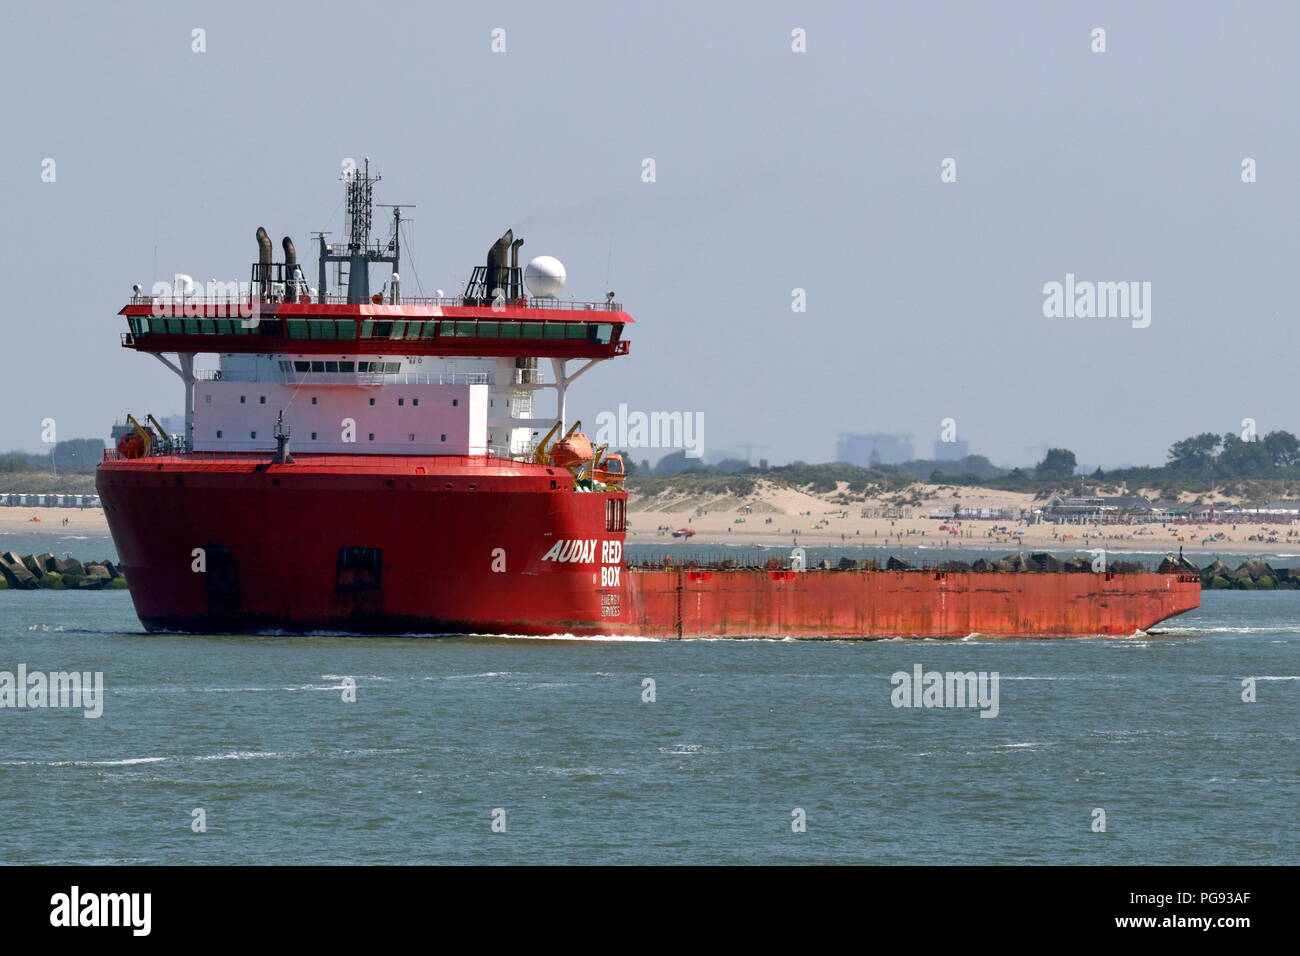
[6,480,1300,556]
[0,507,110,537]
[626,480,1300,556]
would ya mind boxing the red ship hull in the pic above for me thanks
[97,455,1200,638]
[624,568,1200,638]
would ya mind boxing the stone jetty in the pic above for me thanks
[0,551,127,590]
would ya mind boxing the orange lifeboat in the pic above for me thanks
[551,431,594,469]
[546,424,595,473]
[116,432,146,459]
[593,453,626,485]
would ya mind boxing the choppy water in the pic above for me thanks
[0,587,1294,864]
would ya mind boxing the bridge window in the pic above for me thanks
[521,322,543,338]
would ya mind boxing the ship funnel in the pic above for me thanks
[486,229,513,301]
[282,236,298,302]
[255,227,273,301]
[510,237,525,299]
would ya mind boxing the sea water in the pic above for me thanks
[0,584,1294,865]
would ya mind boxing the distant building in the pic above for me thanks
[1192,501,1300,520]
[933,439,970,462]
[837,432,914,467]
[1044,495,1156,519]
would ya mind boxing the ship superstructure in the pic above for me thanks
[119,160,628,463]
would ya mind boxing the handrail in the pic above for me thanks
[128,294,623,311]
[102,444,541,467]
[194,369,491,385]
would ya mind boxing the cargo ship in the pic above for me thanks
[97,164,1201,638]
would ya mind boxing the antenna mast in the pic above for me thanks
[316,157,407,303]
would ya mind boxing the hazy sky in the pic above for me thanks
[3,0,1297,468]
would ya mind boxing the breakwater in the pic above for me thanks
[0,550,126,590]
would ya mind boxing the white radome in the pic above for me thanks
[524,255,566,298]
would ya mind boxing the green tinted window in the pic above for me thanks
[497,322,520,338]
[544,323,566,339]
[477,322,499,337]
[336,321,356,340]
[521,322,543,338]
[287,320,310,339]
[389,321,407,339]
[566,323,587,338]
[310,321,337,340]
[594,324,613,344]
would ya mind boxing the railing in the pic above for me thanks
[194,369,491,386]
[103,443,544,468]
[128,294,624,311]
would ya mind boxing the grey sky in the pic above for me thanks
[3,0,1297,468]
